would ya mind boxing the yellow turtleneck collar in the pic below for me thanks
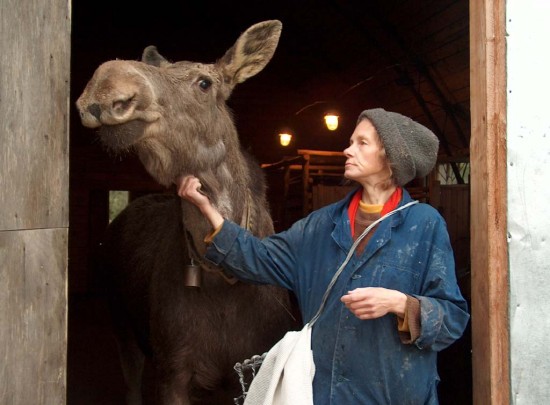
[359,199,383,214]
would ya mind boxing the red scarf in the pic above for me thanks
[348,187,402,237]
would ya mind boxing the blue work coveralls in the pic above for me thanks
[205,188,470,404]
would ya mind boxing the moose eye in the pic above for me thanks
[198,78,212,92]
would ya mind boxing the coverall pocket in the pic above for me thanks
[374,262,420,294]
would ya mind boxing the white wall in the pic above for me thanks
[507,1,550,403]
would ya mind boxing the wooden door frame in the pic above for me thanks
[469,1,509,404]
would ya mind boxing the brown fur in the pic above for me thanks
[76,21,298,405]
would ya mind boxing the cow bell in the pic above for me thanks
[183,260,202,288]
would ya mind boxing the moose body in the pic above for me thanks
[76,21,298,404]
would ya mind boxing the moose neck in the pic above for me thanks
[181,140,258,257]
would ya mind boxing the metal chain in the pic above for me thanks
[233,353,267,404]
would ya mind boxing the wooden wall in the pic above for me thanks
[0,0,71,404]
[439,185,470,297]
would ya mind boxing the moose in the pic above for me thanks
[76,20,298,404]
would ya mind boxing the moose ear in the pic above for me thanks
[142,46,170,67]
[218,20,282,86]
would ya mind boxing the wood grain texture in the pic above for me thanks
[469,0,510,404]
[0,0,70,231]
[0,229,68,405]
[0,0,70,403]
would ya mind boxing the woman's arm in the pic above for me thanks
[340,287,407,318]
[176,175,299,290]
[176,175,224,230]
[412,216,470,351]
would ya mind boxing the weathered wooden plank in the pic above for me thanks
[0,0,70,403]
[469,0,509,404]
[0,229,67,405]
[0,0,70,231]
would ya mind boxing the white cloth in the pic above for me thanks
[244,323,315,405]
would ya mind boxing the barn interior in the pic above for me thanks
[68,0,471,403]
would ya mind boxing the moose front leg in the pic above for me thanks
[112,320,146,405]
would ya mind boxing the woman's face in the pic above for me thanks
[343,119,390,185]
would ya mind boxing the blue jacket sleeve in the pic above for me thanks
[204,219,300,291]
[412,215,470,352]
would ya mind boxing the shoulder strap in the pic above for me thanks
[308,200,419,327]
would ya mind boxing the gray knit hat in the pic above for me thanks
[357,108,439,186]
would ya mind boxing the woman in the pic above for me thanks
[177,108,470,404]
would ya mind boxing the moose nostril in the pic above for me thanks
[87,103,101,120]
[112,96,135,116]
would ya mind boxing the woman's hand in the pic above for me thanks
[341,287,407,320]
[176,175,210,209]
[176,175,224,230]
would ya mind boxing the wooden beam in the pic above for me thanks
[469,1,509,404]
[297,149,345,157]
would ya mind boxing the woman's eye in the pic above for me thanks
[198,78,212,91]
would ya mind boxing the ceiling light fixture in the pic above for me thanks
[279,133,293,146]
[324,113,339,131]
